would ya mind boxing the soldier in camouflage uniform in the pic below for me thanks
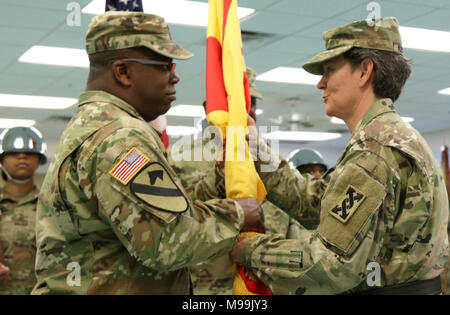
[0,127,47,294]
[230,17,449,294]
[31,11,264,295]
[287,148,328,180]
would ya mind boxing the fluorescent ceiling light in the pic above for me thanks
[331,116,414,124]
[257,67,321,85]
[330,117,345,125]
[264,131,341,142]
[400,26,450,53]
[0,94,77,110]
[0,119,35,129]
[401,117,415,123]
[19,45,89,68]
[166,105,205,117]
[166,125,198,136]
[438,87,450,95]
[83,0,255,27]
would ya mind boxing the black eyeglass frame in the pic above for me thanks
[109,58,176,73]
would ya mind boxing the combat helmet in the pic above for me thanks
[0,127,47,165]
[287,148,327,171]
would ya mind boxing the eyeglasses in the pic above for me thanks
[110,58,176,73]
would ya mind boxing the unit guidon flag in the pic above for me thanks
[110,147,150,185]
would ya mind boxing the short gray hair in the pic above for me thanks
[343,48,412,102]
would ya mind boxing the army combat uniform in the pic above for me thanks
[32,12,245,295]
[236,98,449,294]
[0,187,38,294]
[170,137,296,294]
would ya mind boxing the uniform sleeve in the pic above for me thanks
[237,149,403,294]
[256,140,327,229]
[80,127,244,272]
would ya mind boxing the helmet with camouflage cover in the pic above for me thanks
[287,148,327,171]
[85,11,193,60]
[0,127,47,165]
[303,17,403,75]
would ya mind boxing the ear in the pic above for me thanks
[358,58,374,88]
[111,60,133,88]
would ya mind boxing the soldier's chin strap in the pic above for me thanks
[0,167,33,185]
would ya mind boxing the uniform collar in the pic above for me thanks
[77,90,144,121]
[352,98,395,135]
[336,98,395,165]
[0,186,39,205]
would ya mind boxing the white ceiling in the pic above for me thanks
[1,0,450,171]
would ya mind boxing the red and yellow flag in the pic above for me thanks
[206,0,266,203]
[206,0,270,296]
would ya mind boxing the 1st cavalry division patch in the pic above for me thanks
[329,185,366,223]
[130,162,189,213]
[110,147,150,185]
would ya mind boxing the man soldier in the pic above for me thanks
[230,17,449,294]
[32,11,263,295]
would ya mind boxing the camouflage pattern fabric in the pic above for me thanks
[31,91,245,295]
[0,187,38,294]
[303,17,403,75]
[85,11,193,60]
[236,98,449,294]
[169,135,297,295]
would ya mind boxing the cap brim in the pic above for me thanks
[302,46,353,75]
[142,40,194,60]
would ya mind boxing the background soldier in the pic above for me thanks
[287,148,328,179]
[230,17,449,294]
[0,127,46,294]
[32,11,263,295]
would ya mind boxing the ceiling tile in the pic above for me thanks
[241,11,321,35]
[402,8,450,29]
[0,27,49,47]
[0,6,66,30]
[266,0,364,19]
[335,0,436,24]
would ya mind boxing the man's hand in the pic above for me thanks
[230,234,252,264]
[0,263,10,284]
[233,197,265,233]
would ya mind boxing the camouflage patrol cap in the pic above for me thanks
[86,11,193,60]
[246,67,262,99]
[303,17,402,75]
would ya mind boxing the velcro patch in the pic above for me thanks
[328,185,366,223]
[130,162,189,213]
[318,162,386,256]
[109,147,150,185]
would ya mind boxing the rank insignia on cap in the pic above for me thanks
[130,162,189,213]
[329,185,366,223]
[110,147,150,185]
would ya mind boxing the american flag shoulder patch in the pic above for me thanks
[109,147,150,185]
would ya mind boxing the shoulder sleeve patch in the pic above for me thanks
[109,147,150,185]
[130,162,189,214]
[328,185,366,223]
[318,163,387,256]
